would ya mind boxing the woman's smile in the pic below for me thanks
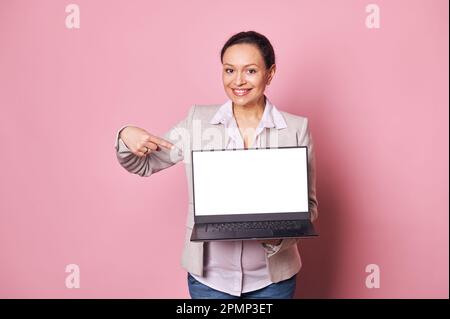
[232,88,253,96]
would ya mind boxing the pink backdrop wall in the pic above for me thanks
[0,0,448,298]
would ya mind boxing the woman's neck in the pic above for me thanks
[232,95,266,122]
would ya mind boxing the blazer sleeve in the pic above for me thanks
[114,105,195,177]
[300,118,318,223]
[265,117,319,258]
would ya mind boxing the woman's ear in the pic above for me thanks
[266,64,276,85]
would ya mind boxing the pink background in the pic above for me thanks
[0,0,448,298]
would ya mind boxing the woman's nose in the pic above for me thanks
[234,72,246,86]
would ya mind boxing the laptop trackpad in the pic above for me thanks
[272,229,300,237]
[239,229,273,238]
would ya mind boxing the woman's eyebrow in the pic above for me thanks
[223,63,259,67]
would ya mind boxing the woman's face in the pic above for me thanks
[222,43,275,108]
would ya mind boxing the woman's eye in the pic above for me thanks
[247,69,257,74]
[225,68,234,74]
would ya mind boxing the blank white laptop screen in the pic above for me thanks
[192,147,309,216]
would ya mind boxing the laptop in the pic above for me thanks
[190,146,318,241]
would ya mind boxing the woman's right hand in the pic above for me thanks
[119,126,175,157]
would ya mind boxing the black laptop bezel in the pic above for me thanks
[191,146,311,224]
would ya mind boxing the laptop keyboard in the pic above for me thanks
[206,220,302,232]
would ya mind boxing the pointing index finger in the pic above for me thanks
[149,135,175,150]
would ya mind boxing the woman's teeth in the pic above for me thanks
[233,88,252,96]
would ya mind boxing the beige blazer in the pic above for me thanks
[115,104,318,283]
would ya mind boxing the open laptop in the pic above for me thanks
[190,146,318,242]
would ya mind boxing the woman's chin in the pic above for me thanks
[230,95,259,107]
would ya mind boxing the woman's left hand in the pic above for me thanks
[259,239,282,246]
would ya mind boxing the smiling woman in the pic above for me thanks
[115,30,318,300]
[220,32,277,149]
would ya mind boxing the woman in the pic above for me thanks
[115,31,318,299]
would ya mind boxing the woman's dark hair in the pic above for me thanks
[220,31,275,69]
